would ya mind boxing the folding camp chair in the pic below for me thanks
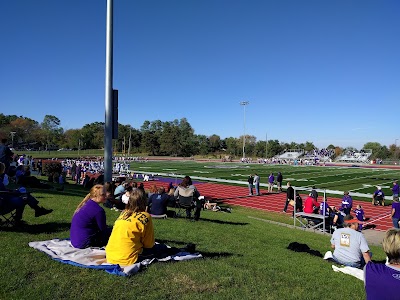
[0,192,17,227]
[176,195,195,219]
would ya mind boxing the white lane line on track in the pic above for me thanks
[364,213,391,225]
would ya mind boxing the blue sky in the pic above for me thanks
[1,0,400,149]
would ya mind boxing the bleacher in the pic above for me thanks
[302,148,335,162]
[335,149,372,163]
[277,149,304,160]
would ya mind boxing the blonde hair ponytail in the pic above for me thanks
[73,184,104,215]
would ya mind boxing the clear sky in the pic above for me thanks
[1,0,399,149]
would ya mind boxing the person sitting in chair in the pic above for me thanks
[0,162,53,226]
[174,176,201,220]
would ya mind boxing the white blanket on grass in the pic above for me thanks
[324,251,364,281]
[29,239,202,277]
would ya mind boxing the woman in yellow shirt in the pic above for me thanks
[106,189,155,266]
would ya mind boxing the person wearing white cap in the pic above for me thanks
[372,186,385,206]
[330,215,371,269]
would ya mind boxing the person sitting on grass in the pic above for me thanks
[121,185,133,205]
[330,215,371,269]
[0,162,53,226]
[15,165,53,189]
[354,204,366,231]
[70,184,111,249]
[364,229,400,300]
[147,184,158,199]
[106,189,168,266]
[148,186,170,216]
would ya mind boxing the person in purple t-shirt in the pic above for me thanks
[372,186,385,206]
[354,204,366,231]
[392,181,399,200]
[390,196,400,229]
[340,191,353,215]
[365,229,400,300]
[268,173,274,193]
[70,184,111,248]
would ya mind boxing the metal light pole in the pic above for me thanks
[396,139,399,148]
[239,101,249,159]
[104,0,114,182]
[10,131,16,148]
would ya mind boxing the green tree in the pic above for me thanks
[267,140,283,157]
[224,137,239,156]
[194,134,209,156]
[209,135,222,153]
[41,115,63,149]
[255,140,267,157]
[80,122,104,149]
[304,141,316,152]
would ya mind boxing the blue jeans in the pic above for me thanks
[332,252,372,269]
[392,217,400,229]
[255,184,260,195]
[1,193,39,220]
[248,184,253,195]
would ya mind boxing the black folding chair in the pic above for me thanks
[176,195,194,219]
[0,192,17,227]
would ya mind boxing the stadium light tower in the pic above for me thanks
[10,131,16,148]
[240,101,249,159]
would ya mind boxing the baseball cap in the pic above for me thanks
[344,215,361,223]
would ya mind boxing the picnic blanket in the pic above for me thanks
[324,251,364,281]
[29,239,202,277]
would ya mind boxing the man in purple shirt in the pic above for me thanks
[392,181,399,200]
[268,173,274,193]
[391,196,400,229]
[372,186,385,206]
[340,191,353,215]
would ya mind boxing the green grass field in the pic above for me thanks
[1,160,394,299]
[0,173,388,300]
[129,160,400,198]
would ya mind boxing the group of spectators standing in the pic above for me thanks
[247,172,283,196]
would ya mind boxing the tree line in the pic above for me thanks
[0,113,398,160]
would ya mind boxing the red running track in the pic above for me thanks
[142,181,393,232]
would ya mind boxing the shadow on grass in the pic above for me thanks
[172,216,248,225]
[1,221,71,234]
[155,239,237,259]
[199,251,238,259]
[197,217,248,225]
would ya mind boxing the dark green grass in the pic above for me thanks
[0,182,387,300]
